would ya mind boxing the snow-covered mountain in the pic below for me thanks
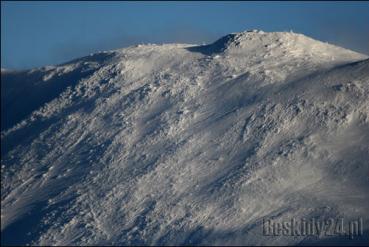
[1,30,369,245]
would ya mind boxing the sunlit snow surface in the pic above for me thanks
[1,31,369,245]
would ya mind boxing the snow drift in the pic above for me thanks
[1,30,369,245]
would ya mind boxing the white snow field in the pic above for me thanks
[1,30,369,245]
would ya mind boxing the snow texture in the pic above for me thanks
[1,30,369,245]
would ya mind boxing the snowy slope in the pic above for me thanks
[1,30,369,245]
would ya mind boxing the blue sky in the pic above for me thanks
[1,1,369,69]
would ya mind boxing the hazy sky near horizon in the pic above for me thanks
[2,1,369,69]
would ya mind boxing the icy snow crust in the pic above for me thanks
[1,31,369,245]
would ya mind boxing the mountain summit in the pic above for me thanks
[191,30,363,58]
[1,31,369,245]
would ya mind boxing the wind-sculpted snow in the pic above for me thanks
[1,31,369,245]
